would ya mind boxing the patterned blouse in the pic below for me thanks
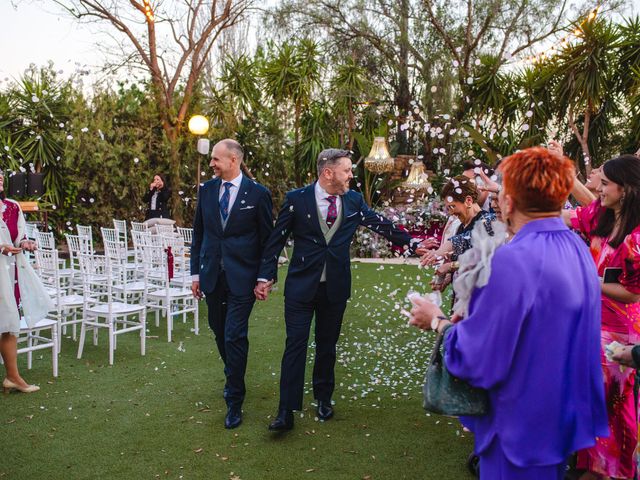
[449,210,497,260]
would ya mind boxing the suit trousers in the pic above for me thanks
[279,283,348,411]
[205,271,256,408]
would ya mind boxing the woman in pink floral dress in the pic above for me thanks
[569,155,640,480]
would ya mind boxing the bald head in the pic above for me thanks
[219,139,244,163]
[211,139,244,180]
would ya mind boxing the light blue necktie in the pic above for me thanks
[219,182,233,221]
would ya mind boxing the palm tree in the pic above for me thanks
[261,39,322,183]
[330,58,377,150]
[6,66,71,205]
[551,16,621,175]
[618,17,640,151]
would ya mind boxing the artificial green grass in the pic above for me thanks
[1,263,474,479]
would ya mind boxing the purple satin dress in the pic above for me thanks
[444,217,609,479]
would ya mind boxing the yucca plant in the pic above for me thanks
[551,16,621,174]
[7,66,72,204]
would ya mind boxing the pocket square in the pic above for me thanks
[239,205,255,210]
[346,212,359,218]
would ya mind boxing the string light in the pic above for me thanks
[517,4,601,66]
[142,0,155,23]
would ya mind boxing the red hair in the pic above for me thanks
[501,147,575,212]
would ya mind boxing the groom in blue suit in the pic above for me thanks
[191,139,273,429]
[256,148,415,431]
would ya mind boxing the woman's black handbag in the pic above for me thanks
[423,327,489,416]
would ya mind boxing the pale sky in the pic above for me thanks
[1,0,640,85]
[0,1,106,82]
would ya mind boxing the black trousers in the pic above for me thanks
[205,271,256,408]
[278,283,348,411]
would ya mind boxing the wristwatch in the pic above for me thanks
[431,315,448,331]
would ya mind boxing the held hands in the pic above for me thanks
[20,240,37,252]
[254,280,273,301]
[191,280,203,300]
[0,244,23,256]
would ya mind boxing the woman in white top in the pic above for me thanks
[0,172,53,393]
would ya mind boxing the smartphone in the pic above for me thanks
[603,267,623,284]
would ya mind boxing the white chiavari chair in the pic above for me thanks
[16,318,58,378]
[113,219,135,258]
[103,239,146,302]
[35,249,84,351]
[155,224,176,235]
[141,244,198,343]
[177,227,193,247]
[33,231,73,281]
[131,221,148,233]
[76,253,146,365]
[76,224,95,254]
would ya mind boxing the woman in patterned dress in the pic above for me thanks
[566,155,640,480]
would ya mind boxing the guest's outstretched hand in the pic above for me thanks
[548,140,564,157]
[420,249,448,267]
[408,295,444,331]
[416,238,439,254]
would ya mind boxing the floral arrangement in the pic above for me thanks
[351,200,448,258]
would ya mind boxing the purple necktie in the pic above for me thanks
[326,195,337,227]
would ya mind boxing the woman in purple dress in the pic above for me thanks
[409,147,608,479]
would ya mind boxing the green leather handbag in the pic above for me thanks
[423,326,489,416]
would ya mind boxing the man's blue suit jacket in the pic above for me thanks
[191,176,273,296]
[258,183,412,303]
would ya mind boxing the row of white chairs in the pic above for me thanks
[17,221,197,373]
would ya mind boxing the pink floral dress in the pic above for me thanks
[572,200,640,479]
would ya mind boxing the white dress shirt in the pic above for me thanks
[315,182,342,223]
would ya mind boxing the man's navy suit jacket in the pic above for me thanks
[258,183,412,303]
[191,175,273,296]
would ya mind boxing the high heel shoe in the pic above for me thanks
[2,378,40,394]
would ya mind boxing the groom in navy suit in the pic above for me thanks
[256,148,415,431]
[191,139,273,429]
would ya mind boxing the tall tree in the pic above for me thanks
[54,0,253,223]
[269,0,453,155]
[550,17,621,174]
[261,38,321,183]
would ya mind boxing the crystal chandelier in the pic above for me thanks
[364,137,394,174]
[402,160,431,191]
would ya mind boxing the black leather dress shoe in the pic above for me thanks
[268,409,294,431]
[225,406,242,429]
[317,400,334,420]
